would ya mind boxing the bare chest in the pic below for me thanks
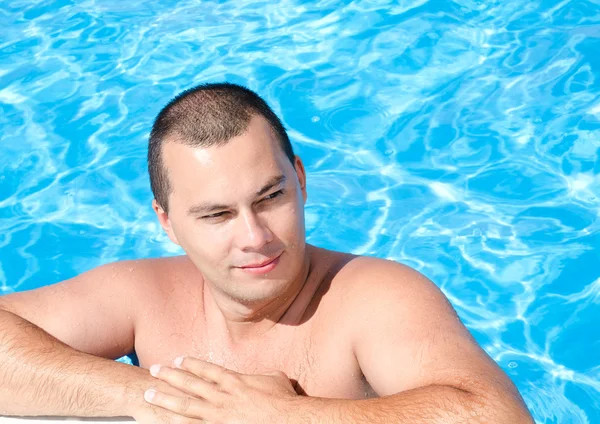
[134,312,372,399]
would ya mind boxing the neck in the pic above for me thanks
[203,247,314,344]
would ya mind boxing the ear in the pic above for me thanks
[152,199,180,246]
[293,156,307,203]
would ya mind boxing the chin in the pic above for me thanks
[227,278,292,304]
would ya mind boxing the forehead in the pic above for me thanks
[162,115,292,203]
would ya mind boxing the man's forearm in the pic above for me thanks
[287,384,534,424]
[0,310,147,417]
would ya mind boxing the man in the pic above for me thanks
[0,83,533,423]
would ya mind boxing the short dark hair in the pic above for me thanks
[148,82,295,213]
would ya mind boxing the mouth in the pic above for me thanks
[238,253,282,275]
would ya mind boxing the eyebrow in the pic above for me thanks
[187,175,287,215]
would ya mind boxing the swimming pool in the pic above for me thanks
[1,0,599,422]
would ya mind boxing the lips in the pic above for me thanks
[236,253,282,275]
[240,255,280,269]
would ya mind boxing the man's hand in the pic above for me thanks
[142,357,299,423]
[129,374,205,424]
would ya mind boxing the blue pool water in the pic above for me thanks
[1,0,599,422]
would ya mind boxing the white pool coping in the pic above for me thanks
[0,418,134,424]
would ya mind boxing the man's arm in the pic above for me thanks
[286,383,527,423]
[0,261,164,418]
[290,257,533,423]
[0,309,149,417]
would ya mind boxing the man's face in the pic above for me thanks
[154,115,308,305]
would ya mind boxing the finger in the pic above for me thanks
[143,403,207,424]
[263,370,288,378]
[175,356,232,384]
[145,388,213,419]
[150,364,221,401]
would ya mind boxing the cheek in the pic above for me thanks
[274,203,305,240]
[174,221,231,259]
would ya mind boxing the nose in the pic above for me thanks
[235,210,273,252]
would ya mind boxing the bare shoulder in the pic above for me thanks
[100,255,203,305]
[332,255,449,312]
[332,255,465,352]
[0,255,200,330]
[309,251,453,335]
[0,255,202,359]
[330,256,520,399]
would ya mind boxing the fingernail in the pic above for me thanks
[149,364,161,377]
[174,356,184,368]
[144,389,156,402]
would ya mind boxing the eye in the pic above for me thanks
[263,190,283,201]
[202,211,228,220]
